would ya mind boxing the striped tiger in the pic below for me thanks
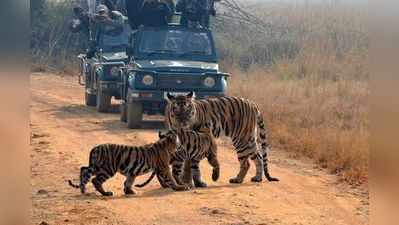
[136,123,220,188]
[67,130,189,196]
[165,92,279,184]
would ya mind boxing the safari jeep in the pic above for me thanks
[78,23,131,112]
[120,25,229,128]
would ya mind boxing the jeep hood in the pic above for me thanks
[101,52,128,62]
[135,60,219,73]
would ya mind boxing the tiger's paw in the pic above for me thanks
[250,176,262,183]
[212,169,220,181]
[229,177,244,184]
[159,181,170,188]
[194,181,207,188]
[124,188,136,195]
[101,191,113,196]
[173,184,190,191]
[183,181,194,189]
[266,175,280,182]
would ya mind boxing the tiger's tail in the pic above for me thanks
[67,180,80,188]
[256,110,279,182]
[135,171,157,188]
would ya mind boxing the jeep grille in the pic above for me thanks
[158,74,203,90]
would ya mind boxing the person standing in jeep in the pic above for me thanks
[95,4,124,32]
[140,0,173,27]
[176,0,220,28]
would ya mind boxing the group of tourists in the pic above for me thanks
[70,2,125,35]
[70,0,220,34]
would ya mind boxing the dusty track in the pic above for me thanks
[31,73,368,225]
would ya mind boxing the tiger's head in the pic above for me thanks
[158,130,180,154]
[166,92,197,129]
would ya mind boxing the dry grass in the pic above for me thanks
[221,1,369,186]
[227,55,369,185]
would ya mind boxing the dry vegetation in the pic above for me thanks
[228,65,368,185]
[224,1,368,185]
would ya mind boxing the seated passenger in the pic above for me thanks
[140,0,173,27]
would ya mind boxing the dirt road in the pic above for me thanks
[31,73,368,225]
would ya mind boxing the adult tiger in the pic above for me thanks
[67,130,189,196]
[165,92,279,184]
[136,123,220,188]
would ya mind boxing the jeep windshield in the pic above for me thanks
[135,28,217,62]
[97,24,131,52]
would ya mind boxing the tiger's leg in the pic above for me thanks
[191,160,207,188]
[123,174,136,195]
[262,146,279,182]
[172,160,185,185]
[92,172,114,196]
[234,137,263,183]
[229,156,250,184]
[158,166,190,191]
[207,152,220,182]
[79,166,92,194]
[156,173,170,188]
[250,151,264,182]
[181,159,193,187]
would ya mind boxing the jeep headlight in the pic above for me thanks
[109,66,119,77]
[142,74,154,86]
[204,77,215,87]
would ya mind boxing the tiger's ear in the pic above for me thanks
[186,91,195,100]
[166,93,175,101]
[158,131,164,138]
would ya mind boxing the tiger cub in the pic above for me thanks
[136,124,220,188]
[67,130,189,196]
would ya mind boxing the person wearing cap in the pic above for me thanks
[94,4,124,34]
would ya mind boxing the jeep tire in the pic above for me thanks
[127,101,143,129]
[85,91,97,106]
[96,89,111,113]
